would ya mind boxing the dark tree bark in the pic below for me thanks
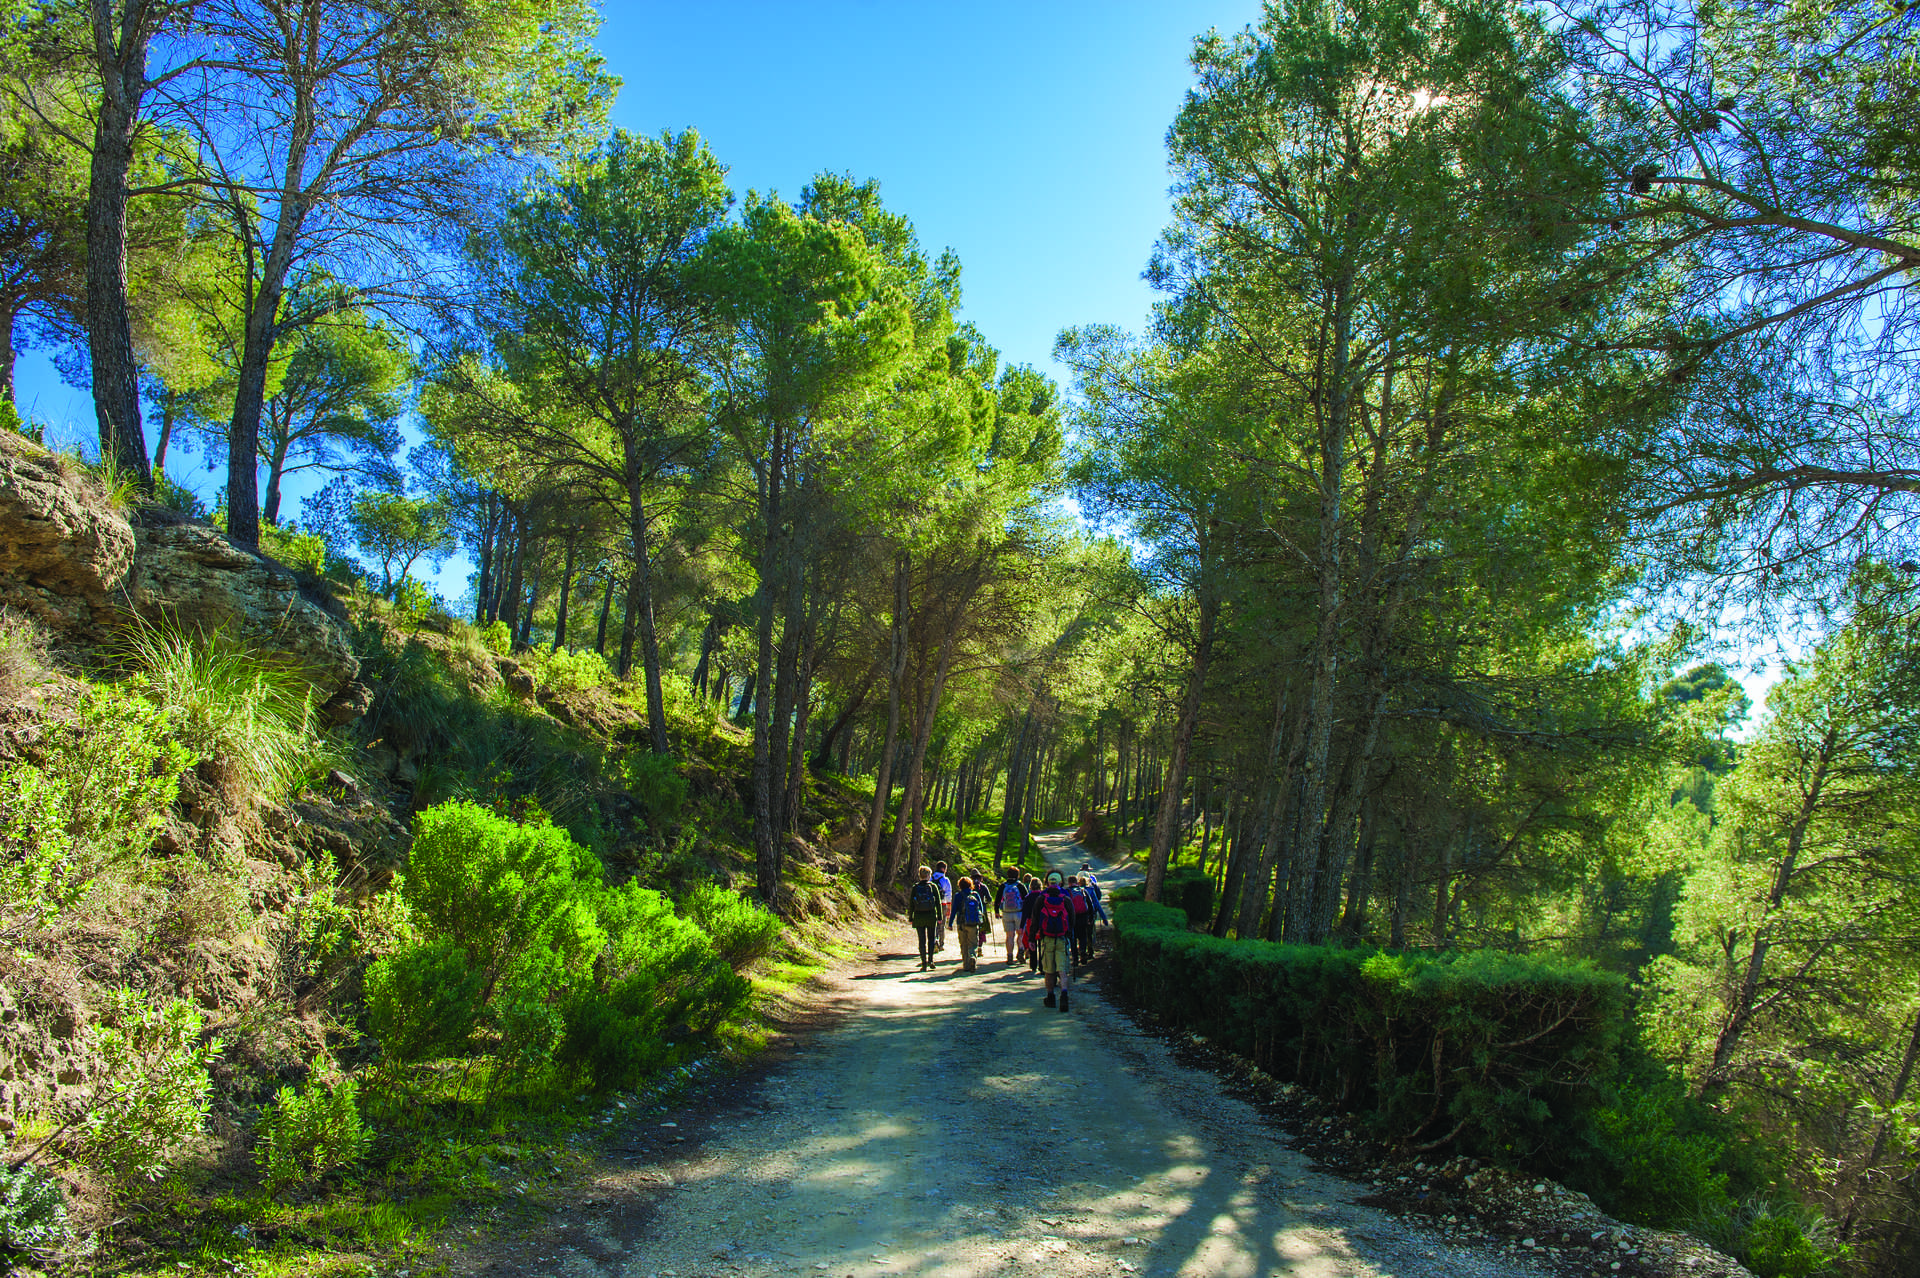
[83,0,157,487]
[859,552,909,892]
[551,536,578,650]
[1146,586,1218,903]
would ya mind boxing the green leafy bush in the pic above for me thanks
[559,881,746,1084]
[123,622,333,807]
[1695,1198,1847,1278]
[77,990,222,1185]
[0,1163,83,1258]
[259,523,327,574]
[618,750,688,827]
[528,646,611,694]
[681,881,780,967]
[255,1078,372,1192]
[364,937,484,1063]
[1111,900,1625,1172]
[479,619,512,655]
[0,684,191,941]
[375,802,754,1087]
[1582,1076,1733,1226]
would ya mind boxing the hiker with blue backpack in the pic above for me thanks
[997,868,1025,963]
[1023,871,1077,1011]
[949,875,986,971]
[909,866,943,970]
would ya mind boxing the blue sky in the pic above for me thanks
[14,0,1265,493]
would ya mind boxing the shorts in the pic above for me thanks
[1036,935,1070,976]
[1001,911,1023,935]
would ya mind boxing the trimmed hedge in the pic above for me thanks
[1112,900,1626,1172]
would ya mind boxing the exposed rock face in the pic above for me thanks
[0,431,138,633]
[124,519,361,711]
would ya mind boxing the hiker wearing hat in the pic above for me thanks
[1023,871,1076,1011]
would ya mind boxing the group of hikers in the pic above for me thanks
[906,860,1111,1011]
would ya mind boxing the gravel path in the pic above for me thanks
[504,832,1555,1278]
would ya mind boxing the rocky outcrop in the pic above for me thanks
[0,434,363,718]
[0,431,138,633]
[124,518,361,715]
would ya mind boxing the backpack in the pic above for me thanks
[959,894,984,926]
[1037,890,1072,938]
[1068,885,1091,915]
[1000,882,1024,912]
[910,880,940,914]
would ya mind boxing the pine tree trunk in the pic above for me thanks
[859,551,909,892]
[84,11,154,489]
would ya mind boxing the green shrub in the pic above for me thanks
[77,990,222,1185]
[479,619,512,655]
[378,801,754,1088]
[0,1163,82,1258]
[123,622,334,807]
[1695,1198,1847,1278]
[1580,1076,1733,1226]
[1111,901,1625,1173]
[619,750,688,827]
[529,646,612,694]
[560,881,745,1086]
[255,1078,372,1192]
[0,684,191,941]
[259,523,327,574]
[364,937,484,1063]
[682,881,780,967]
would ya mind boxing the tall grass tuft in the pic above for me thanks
[122,621,338,808]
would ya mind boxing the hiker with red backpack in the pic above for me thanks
[1023,871,1076,1011]
[1067,874,1096,966]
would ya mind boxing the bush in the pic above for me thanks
[0,1163,82,1258]
[1581,1075,1733,1226]
[529,646,611,694]
[0,684,191,941]
[681,881,780,967]
[364,937,484,1063]
[1111,901,1625,1173]
[255,1078,372,1192]
[379,802,753,1086]
[479,619,512,655]
[1695,1197,1847,1278]
[559,881,746,1086]
[123,622,334,808]
[77,990,222,1186]
[259,523,327,574]
[619,750,688,827]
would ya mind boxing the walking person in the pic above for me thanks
[909,866,942,970]
[950,875,985,971]
[1022,874,1044,972]
[1069,874,1095,966]
[1083,866,1110,930]
[998,868,1025,963]
[931,860,953,951]
[1023,871,1076,1010]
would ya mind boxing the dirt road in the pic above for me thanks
[519,832,1549,1278]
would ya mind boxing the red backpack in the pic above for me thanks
[1068,886,1091,915]
[1037,890,1073,937]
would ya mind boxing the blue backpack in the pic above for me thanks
[910,879,940,914]
[959,894,984,925]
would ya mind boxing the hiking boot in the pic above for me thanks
[1044,992,1057,1008]
[1060,991,1070,1012]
